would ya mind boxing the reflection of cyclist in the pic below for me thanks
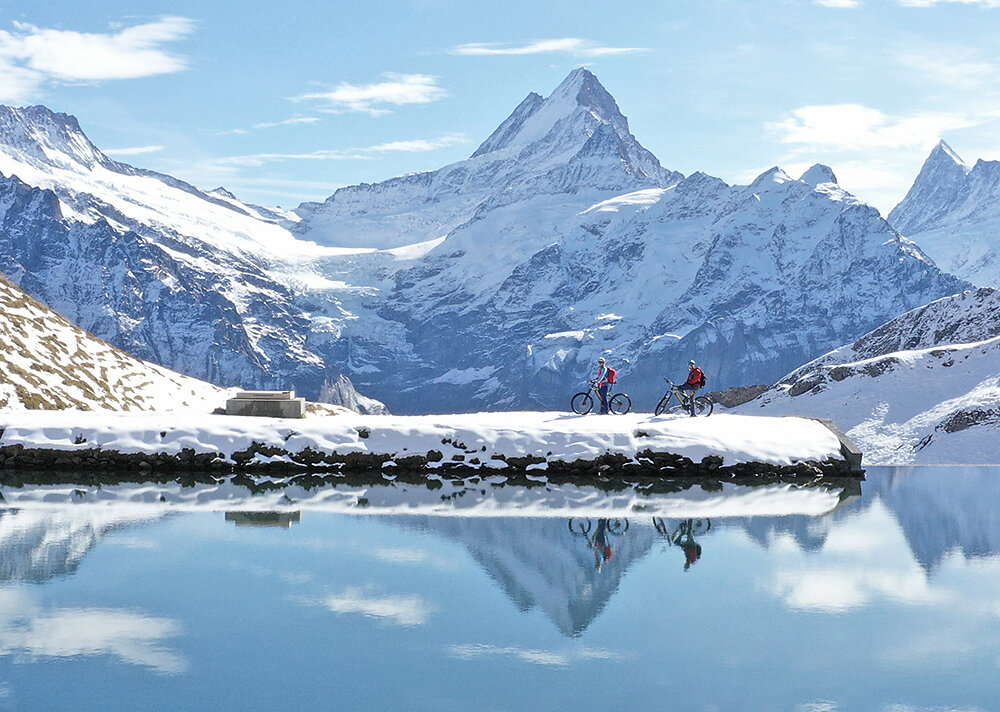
[674,527,702,571]
[653,517,709,571]
[593,518,614,572]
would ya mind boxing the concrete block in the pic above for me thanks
[225,391,306,418]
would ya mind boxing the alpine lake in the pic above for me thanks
[0,465,997,711]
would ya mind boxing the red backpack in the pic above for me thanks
[606,367,617,384]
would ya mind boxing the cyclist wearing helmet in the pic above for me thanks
[678,360,705,417]
[594,357,611,414]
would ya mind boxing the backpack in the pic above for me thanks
[697,370,706,388]
[606,367,617,384]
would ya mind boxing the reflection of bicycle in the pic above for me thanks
[652,517,711,540]
[569,517,630,538]
[571,380,632,415]
[654,378,713,417]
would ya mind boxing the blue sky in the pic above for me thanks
[1,0,999,212]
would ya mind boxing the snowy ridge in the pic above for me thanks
[0,71,968,415]
[0,410,845,468]
[736,289,1000,464]
[889,141,1000,286]
[0,273,231,411]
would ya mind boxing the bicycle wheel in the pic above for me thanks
[667,401,691,416]
[571,392,594,414]
[568,518,592,536]
[609,393,631,414]
[690,518,711,535]
[606,518,629,536]
[694,396,714,417]
[654,393,672,415]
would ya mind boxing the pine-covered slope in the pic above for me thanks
[736,288,1000,464]
[0,272,230,411]
[888,141,1000,287]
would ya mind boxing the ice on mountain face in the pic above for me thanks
[888,141,1000,287]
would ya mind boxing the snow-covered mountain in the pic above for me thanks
[888,141,1000,287]
[0,272,230,411]
[735,288,1000,464]
[0,71,968,414]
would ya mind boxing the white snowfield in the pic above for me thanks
[0,411,845,470]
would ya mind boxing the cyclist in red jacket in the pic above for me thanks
[677,360,705,417]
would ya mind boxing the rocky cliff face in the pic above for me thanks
[888,141,1000,287]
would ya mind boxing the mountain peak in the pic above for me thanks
[799,164,838,187]
[470,68,628,158]
[0,104,112,171]
[928,139,968,171]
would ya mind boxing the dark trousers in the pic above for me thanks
[598,383,609,413]
[678,383,699,416]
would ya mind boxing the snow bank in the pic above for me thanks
[0,410,846,471]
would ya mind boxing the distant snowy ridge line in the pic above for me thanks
[0,411,847,471]
[0,479,849,519]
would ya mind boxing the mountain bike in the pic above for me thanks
[571,380,631,414]
[654,378,713,416]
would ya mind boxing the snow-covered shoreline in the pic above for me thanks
[0,410,854,477]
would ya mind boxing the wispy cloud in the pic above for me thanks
[0,591,185,674]
[451,38,647,57]
[815,0,861,7]
[899,0,1000,6]
[448,643,623,667]
[894,50,996,90]
[311,587,433,626]
[0,16,194,101]
[104,145,165,156]
[253,117,320,129]
[212,133,466,167]
[767,104,979,151]
[293,73,447,115]
[218,117,321,136]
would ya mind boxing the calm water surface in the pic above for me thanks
[1,466,998,711]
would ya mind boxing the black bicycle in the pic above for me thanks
[571,380,631,414]
[654,378,713,417]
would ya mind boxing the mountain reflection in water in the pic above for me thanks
[1,466,999,710]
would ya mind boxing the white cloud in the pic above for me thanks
[448,643,623,667]
[0,591,185,674]
[294,73,447,115]
[0,16,193,100]
[104,145,165,157]
[894,50,996,90]
[315,587,433,626]
[252,117,320,130]
[212,134,466,167]
[768,103,979,151]
[452,38,646,57]
[815,0,861,7]
[899,0,1000,6]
